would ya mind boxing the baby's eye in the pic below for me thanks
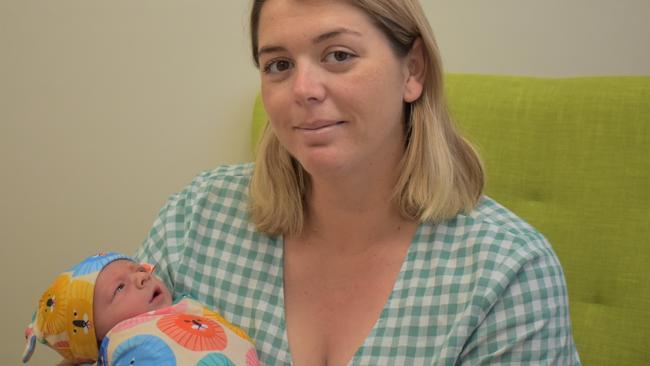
[323,50,356,63]
[115,283,125,295]
[263,59,293,74]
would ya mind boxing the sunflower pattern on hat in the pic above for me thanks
[23,252,131,364]
[36,274,70,336]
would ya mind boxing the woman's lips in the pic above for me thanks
[296,120,346,131]
[295,121,347,139]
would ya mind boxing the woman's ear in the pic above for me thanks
[403,38,426,103]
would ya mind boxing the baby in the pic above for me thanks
[23,252,260,365]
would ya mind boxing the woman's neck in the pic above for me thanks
[298,164,416,253]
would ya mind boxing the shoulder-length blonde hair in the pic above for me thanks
[249,0,484,236]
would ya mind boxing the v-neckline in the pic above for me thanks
[276,223,423,365]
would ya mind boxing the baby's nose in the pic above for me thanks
[134,271,150,288]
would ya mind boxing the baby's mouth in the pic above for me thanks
[150,287,162,304]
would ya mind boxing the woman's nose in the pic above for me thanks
[292,63,326,105]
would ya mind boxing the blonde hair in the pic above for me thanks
[249,0,484,236]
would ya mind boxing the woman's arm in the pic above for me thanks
[459,239,581,365]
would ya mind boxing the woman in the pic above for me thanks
[136,0,580,364]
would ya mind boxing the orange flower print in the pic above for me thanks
[247,347,261,366]
[203,307,252,342]
[157,314,227,351]
[37,274,70,335]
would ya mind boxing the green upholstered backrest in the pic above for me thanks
[251,93,266,153]
[251,75,650,365]
[444,75,650,365]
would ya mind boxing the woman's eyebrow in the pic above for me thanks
[258,27,362,58]
[312,27,362,44]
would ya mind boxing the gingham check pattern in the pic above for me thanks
[135,163,580,365]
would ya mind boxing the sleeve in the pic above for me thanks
[133,174,200,296]
[133,192,182,294]
[459,238,581,365]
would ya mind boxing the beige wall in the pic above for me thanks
[421,0,650,76]
[2,1,648,364]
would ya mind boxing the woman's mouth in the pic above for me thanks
[297,120,346,131]
[295,121,347,139]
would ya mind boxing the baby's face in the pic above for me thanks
[93,259,173,340]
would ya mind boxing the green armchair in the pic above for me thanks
[252,74,650,365]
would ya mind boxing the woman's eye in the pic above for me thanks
[264,59,293,74]
[324,50,355,63]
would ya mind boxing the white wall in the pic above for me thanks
[2,1,649,364]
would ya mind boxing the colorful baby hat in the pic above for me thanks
[22,252,132,364]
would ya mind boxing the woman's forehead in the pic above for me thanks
[257,0,374,47]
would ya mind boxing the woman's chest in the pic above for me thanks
[282,244,409,366]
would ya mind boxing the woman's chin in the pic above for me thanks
[299,154,352,179]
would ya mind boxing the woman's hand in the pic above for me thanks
[55,360,76,366]
[55,359,94,366]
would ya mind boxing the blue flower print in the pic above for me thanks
[111,335,175,366]
[197,353,236,366]
[70,252,131,277]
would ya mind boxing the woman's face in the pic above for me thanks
[257,0,423,177]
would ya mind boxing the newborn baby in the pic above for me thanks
[23,252,259,365]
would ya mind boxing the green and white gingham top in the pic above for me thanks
[134,163,580,365]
